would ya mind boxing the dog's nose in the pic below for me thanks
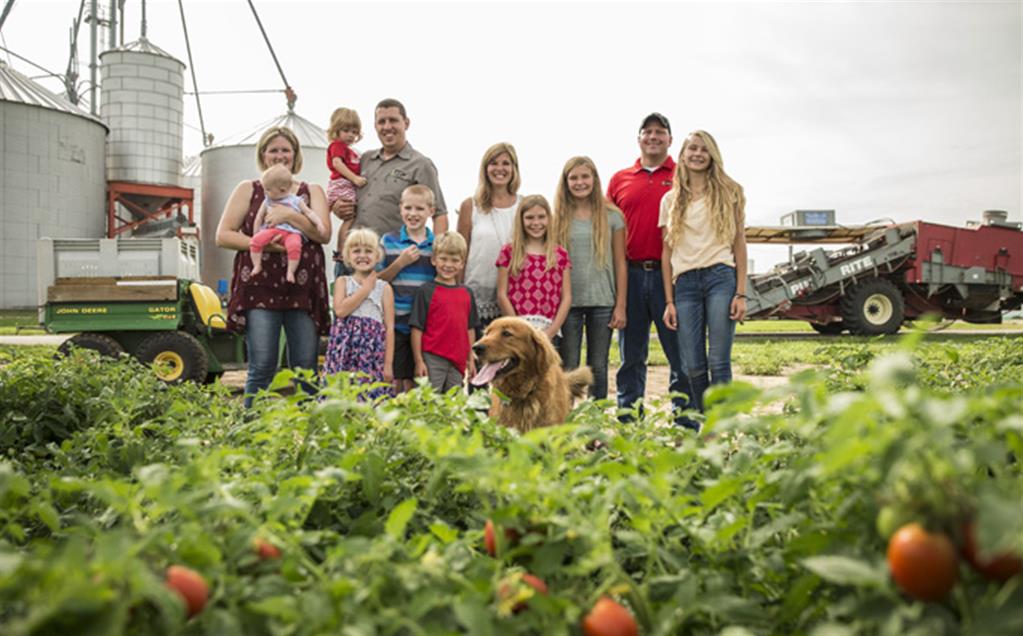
[472,343,486,357]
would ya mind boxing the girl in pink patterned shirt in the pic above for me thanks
[496,194,572,340]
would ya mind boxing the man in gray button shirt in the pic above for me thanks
[331,99,448,266]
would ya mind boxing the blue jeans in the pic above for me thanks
[244,308,320,408]
[559,306,613,399]
[616,265,691,425]
[673,263,737,413]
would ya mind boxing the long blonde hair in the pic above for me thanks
[665,130,745,249]
[474,143,521,213]
[508,195,557,277]
[553,156,615,270]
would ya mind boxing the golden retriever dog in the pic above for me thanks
[471,317,592,432]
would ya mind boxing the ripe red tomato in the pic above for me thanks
[483,519,520,557]
[484,519,498,556]
[582,596,638,636]
[522,574,548,596]
[254,538,282,560]
[886,523,959,601]
[165,565,209,618]
[962,521,1022,582]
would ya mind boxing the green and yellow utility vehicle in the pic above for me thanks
[38,237,245,383]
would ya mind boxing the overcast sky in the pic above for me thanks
[3,0,1020,270]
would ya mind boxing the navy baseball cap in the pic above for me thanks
[640,112,671,133]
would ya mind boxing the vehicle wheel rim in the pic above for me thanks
[153,351,185,381]
[864,293,894,325]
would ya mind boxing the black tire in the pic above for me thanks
[810,321,846,335]
[841,278,904,335]
[57,333,125,358]
[135,332,209,383]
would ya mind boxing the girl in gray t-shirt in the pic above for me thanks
[552,156,627,400]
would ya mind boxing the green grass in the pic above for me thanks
[913,319,1023,331]
[737,320,816,333]
[0,344,57,361]
[736,319,1023,334]
[606,324,1023,378]
[0,310,45,335]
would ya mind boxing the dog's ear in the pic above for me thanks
[528,325,560,374]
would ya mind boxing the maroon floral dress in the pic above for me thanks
[226,181,330,335]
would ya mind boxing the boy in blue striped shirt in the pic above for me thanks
[379,184,437,393]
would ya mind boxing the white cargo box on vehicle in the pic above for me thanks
[36,237,200,307]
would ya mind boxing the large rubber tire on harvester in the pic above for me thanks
[810,321,846,335]
[57,332,126,358]
[135,332,209,384]
[841,278,904,335]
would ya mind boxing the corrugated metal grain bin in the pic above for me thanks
[100,38,184,186]
[1,61,108,309]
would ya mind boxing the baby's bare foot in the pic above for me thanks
[286,272,296,283]
[251,265,262,276]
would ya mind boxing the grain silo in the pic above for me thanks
[181,154,202,222]
[100,37,183,185]
[198,111,329,289]
[0,61,108,309]
[100,37,193,238]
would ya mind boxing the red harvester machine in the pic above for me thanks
[744,210,1023,335]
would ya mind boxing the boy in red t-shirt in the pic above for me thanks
[327,107,368,258]
[409,232,480,393]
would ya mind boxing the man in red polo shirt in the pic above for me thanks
[606,113,693,427]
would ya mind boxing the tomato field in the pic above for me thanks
[1,333,1021,635]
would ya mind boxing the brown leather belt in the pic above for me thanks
[628,259,661,271]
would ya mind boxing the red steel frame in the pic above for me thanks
[107,181,195,238]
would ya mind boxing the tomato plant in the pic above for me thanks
[0,340,1021,634]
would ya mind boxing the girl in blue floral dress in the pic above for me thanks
[324,229,395,399]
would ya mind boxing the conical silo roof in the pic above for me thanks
[182,154,201,179]
[0,60,107,128]
[106,36,182,64]
[204,110,327,151]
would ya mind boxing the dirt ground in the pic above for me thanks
[607,364,790,395]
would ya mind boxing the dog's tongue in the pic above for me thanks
[471,359,509,386]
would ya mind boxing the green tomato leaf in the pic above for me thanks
[453,598,494,636]
[700,477,743,511]
[247,595,300,621]
[32,501,60,533]
[360,452,384,501]
[429,521,458,544]
[385,497,418,539]
[809,623,856,636]
[0,552,23,576]
[801,556,885,587]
